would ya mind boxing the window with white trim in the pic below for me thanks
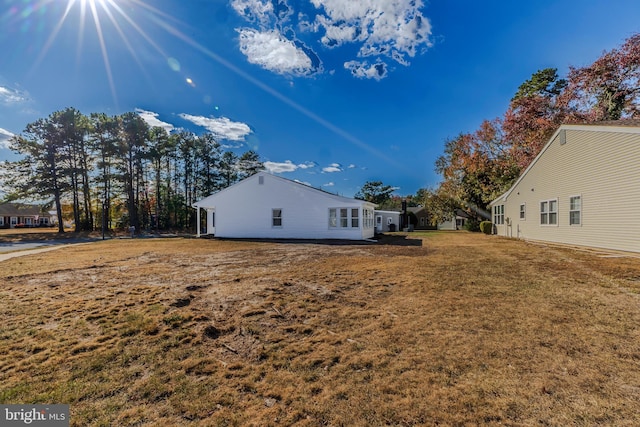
[329,207,362,228]
[351,209,359,228]
[329,208,337,227]
[493,205,504,225]
[519,203,526,220]
[540,199,558,225]
[10,217,17,226]
[0,217,4,226]
[569,195,581,225]
[340,208,348,227]
[363,209,373,228]
[272,209,282,227]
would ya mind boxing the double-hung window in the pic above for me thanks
[569,195,581,225]
[540,199,558,225]
[493,205,504,225]
[272,209,282,227]
[519,204,526,220]
[351,209,359,228]
[340,208,349,227]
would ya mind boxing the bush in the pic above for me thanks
[464,219,481,232]
[480,221,493,235]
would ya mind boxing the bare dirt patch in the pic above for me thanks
[1,233,640,426]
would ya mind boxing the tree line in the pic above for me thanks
[0,108,263,233]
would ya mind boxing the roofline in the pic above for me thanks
[193,171,376,208]
[562,123,640,134]
[490,122,640,206]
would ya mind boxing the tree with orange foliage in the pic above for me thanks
[562,33,640,121]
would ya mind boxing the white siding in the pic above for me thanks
[195,173,375,240]
[492,126,640,252]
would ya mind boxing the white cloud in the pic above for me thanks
[311,0,432,64]
[322,181,335,187]
[179,113,252,142]
[264,160,317,173]
[344,60,387,80]
[298,161,317,169]
[348,164,356,169]
[0,86,29,104]
[0,128,15,149]
[135,109,175,134]
[231,0,274,25]
[233,0,432,80]
[237,28,316,76]
[264,160,298,173]
[322,163,342,173]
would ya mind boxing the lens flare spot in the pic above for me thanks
[167,57,180,71]
[186,77,195,87]
[202,95,212,104]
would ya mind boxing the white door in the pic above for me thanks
[375,215,382,233]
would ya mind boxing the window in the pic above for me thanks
[569,195,581,225]
[272,209,282,227]
[329,208,337,227]
[0,217,4,226]
[363,208,374,229]
[493,205,504,225]
[420,217,425,226]
[330,208,363,228]
[540,199,558,225]
[10,217,17,226]
[519,203,526,220]
[340,208,348,227]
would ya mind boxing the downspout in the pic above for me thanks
[195,205,201,238]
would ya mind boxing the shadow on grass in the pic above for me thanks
[207,233,423,247]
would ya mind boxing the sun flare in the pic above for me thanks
[15,0,175,107]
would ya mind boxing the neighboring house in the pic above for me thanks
[408,206,436,230]
[192,172,376,240]
[374,210,401,233]
[489,121,640,252]
[0,203,54,228]
[437,209,473,230]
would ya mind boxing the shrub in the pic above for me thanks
[464,219,481,232]
[480,221,493,235]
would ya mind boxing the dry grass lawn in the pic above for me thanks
[1,232,640,426]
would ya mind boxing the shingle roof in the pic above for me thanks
[0,203,44,216]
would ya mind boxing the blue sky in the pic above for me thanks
[1,0,639,197]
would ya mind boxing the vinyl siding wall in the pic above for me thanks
[493,128,640,253]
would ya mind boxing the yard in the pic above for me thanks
[1,232,639,426]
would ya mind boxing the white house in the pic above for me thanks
[193,172,376,240]
[489,121,640,253]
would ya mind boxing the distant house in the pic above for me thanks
[408,206,436,230]
[374,210,401,233]
[489,121,640,252]
[192,172,376,240]
[437,209,473,230]
[0,203,54,228]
